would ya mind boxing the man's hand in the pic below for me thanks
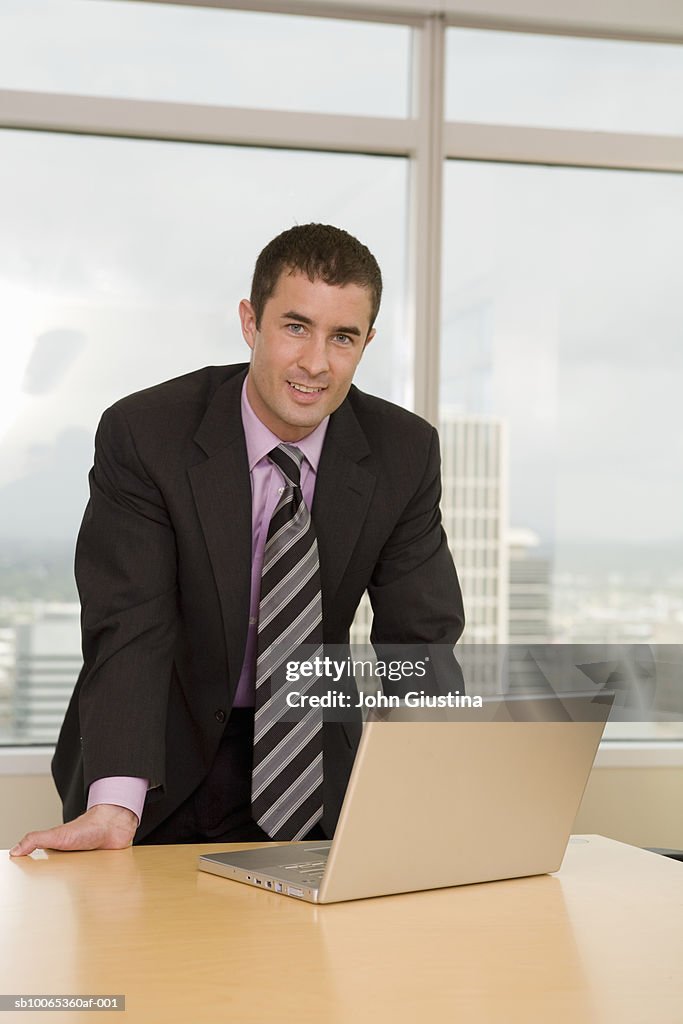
[9,804,138,857]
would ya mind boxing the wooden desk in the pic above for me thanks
[1,836,682,1023]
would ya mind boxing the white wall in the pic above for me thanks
[574,766,683,850]
[2,766,682,851]
[1,775,62,851]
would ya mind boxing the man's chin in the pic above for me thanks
[273,405,326,441]
[283,396,332,426]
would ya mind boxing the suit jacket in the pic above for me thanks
[52,364,464,839]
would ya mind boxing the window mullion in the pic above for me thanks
[407,13,445,424]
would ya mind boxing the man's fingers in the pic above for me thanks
[9,831,55,857]
[9,836,32,857]
[9,824,90,856]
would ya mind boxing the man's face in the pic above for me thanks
[240,270,375,442]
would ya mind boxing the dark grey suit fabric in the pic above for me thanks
[52,363,464,840]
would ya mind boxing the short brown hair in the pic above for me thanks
[250,223,382,331]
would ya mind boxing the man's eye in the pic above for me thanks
[334,334,352,345]
[287,323,305,334]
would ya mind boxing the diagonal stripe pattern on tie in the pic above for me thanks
[251,443,324,840]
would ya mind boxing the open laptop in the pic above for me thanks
[198,693,612,903]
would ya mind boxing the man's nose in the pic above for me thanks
[297,335,329,377]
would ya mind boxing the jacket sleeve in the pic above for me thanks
[368,425,465,648]
[75,403,179,792]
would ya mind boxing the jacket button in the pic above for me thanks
[215,709,226,723]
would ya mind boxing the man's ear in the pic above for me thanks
[239,299,258,350]
[362,328,376,354]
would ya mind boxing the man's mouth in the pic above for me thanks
[287,381,326,394]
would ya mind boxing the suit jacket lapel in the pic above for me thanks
[314,392,376,614]
[188,367,252,697]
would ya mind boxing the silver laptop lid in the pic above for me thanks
[318,694,610,902]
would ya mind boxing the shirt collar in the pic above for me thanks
[241,375,329,473]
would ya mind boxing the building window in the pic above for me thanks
[0,127,408,744]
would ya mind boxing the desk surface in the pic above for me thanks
[1,835,682,1024]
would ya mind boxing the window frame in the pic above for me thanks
[1,0,682,758]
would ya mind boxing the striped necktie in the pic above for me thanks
[251,443,324,840]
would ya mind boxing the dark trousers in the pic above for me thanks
[138,708,325,845]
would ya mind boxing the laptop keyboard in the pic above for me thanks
[283,859,327,884]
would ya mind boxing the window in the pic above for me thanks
[0,127,408,743]
[1,0,411,117]
[439,153,683,737]
[1,3,681,749]
[446,27,683,136]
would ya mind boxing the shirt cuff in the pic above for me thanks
[87,777,149,827]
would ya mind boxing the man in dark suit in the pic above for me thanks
[11,224,464,856]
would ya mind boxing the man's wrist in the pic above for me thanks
[87,777,149,826]
[89,803,139,827]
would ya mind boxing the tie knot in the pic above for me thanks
[268,444,304,488]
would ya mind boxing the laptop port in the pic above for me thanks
[275,883,283,893]
[266,881,273,888]
[255,878,262,885]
